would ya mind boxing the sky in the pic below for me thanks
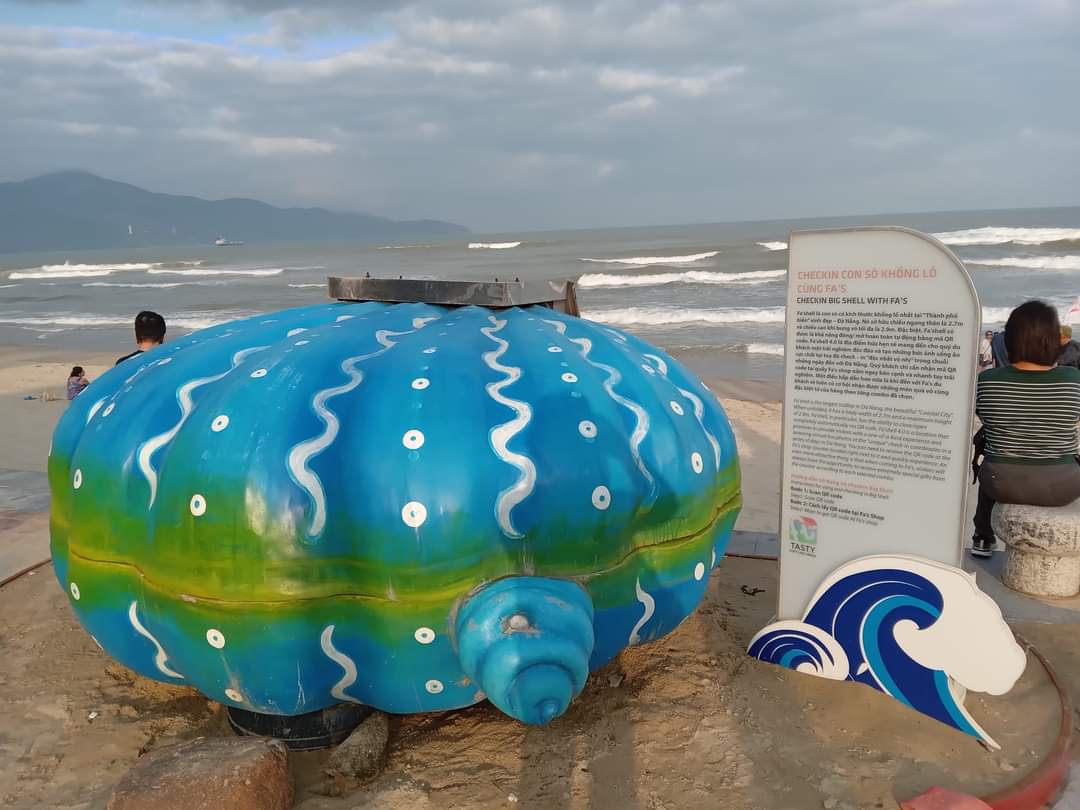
[1,0,1078,232]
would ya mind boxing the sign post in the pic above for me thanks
[776,227,980,619]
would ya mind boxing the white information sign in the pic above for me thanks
[777,227,980,619]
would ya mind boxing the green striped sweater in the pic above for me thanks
[976,365,1080,465]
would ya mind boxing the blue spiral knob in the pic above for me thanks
[454,577,595,725]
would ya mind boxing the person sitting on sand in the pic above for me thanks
[971,300,1080,558]
[1058,325,1080,369]
[116,310,166,365]
[66,366,89,400]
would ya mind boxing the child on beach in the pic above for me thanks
[66,366,89,400]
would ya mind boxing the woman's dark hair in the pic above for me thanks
[70,366,84,377]
[1004,300,1060,365]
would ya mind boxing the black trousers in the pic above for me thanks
[973,460,1080,540]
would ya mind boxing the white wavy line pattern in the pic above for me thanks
[86,397,106,424]
[128,601,184,679]
[678,387,721,471]
[288,329,411,539]
[642,353,669,375]
[481,315,536,539]
[137,346,267,507]
[629,578,656,645]
[546,320,655,496]
[320,624,362,703]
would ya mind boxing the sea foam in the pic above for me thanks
[148,267,284,277]
[757,241,788,252]
[469,241,522,249]
[9,261,163,279]
[580,250,718,266]
[966,255,1080,271]
[578,269,785,288]
[583,306,787,326]
[934,227,1080,246]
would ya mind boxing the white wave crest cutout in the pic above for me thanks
[288,329,412,539]
[578,269,785,288]
[629,578,656,645]
[320,625,361,703]
[580,250,718,266]
[967,255,1080,271]
[757,241,788,251]
[933,227,1080,246]
[469,241,521,249]
[128,601,184,679]
[138,346,267,507]
[481,315,536,539]
[584,306,786,327]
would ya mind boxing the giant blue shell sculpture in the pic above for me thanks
[49,302,741,724]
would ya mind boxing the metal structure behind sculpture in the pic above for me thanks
[49,290,741,725]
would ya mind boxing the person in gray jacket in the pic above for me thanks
[1059,325,1080,369]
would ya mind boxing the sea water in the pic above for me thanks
[1,206,1077,382]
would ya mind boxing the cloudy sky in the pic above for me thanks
[2,0,1078,231]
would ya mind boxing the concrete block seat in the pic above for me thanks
[991,500,1080,598]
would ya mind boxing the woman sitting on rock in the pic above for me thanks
[972,300,1080,557]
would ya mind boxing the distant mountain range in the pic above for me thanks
[0,171,470,254]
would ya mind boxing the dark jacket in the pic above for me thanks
[991,331,1009,367]
[1059,340,1080,369]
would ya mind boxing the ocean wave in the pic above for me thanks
[967,255,1080,271]
[82,281,218,289]
[469,241,522,249]
[934,227,1080,246]
[285,265,326,271]
[580,250,718,266]
[757,241,788,252]
[583,306,786,327]
[148,267,284,277]
[0,312,251,330]
[288,283,327,288]
[579,269,784,288]
[8,261,164,280]
[0,283,19,289]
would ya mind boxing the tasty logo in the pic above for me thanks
[789,516,817,556]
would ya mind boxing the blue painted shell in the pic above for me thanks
[49,301,741,723]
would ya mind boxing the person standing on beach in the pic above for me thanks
[1058,325,1080,369]
[990,329,1009,368]
[978,330,994,371]
[971,301,1080,558]
[116,311,166,365]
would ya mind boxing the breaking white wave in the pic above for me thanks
[149,267,284,277]
[933,227,1080,246]
[584,306,786,327]
[982,307,1013,324]
[757,241,788,252]
[966,255,1080,271]
[9,261,164,279]
[469,241,522,249]
[0,312,249,330]
[83,281,206,289]
[580,250,718,266]
[671,342,786,357]
[288,283,327,288]
[579,269,784,288]
[747,342,785,356]
[286,265,326,271]
[0,283,19,289]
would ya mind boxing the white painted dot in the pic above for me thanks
[691,453,704,474]
[561,372,578,383]
[578,420,598,439]
[69,582,80,600]
[591,485,611,510]
[211,415,230,432]
[295,339,309,346]
[250,368,268,378]
[425,679,444,694]
[102,403,115,417]
[190,494,207,516]
[694,562,706,581]
[547,346,562,353]
[508,614,530,631]
[402,429,425,450]
[206,629,226,649]
[423,347,437,354]
[412,378,430,390]
[73,469,83,490]
[402,501,428,528]
[287,328,307,337]
[414,627,436,645]
[670,401,685,416]
[225,688,243,702]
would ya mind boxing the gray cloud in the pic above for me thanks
[1,0,1078,231]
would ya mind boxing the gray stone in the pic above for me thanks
[992,501,1080,597]
[108,735,292,810]
[321,710,391,795]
